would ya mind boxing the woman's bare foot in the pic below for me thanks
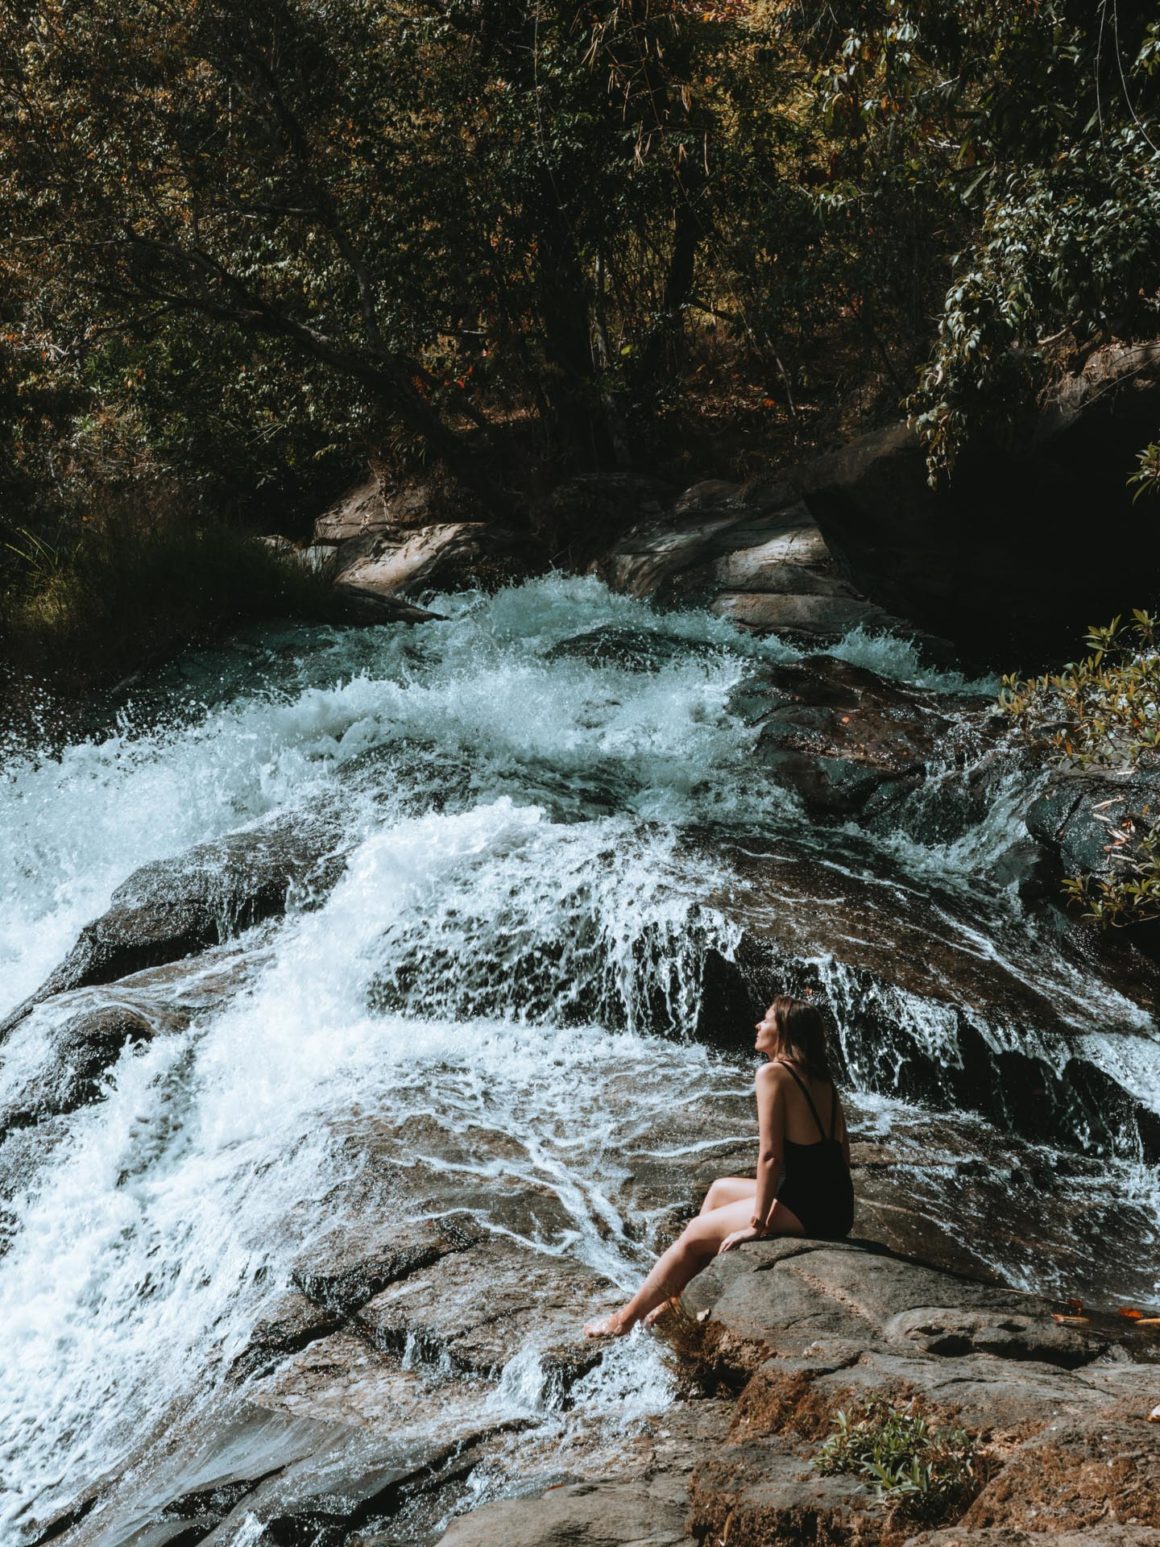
[583,1310,635,1338]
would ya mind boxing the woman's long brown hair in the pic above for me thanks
[770,995,832,1081]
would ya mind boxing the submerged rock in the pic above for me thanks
[0,816,344,1041]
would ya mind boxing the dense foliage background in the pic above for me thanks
[1,0,1158,673]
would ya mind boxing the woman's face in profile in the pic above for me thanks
[754,1005,779,1055]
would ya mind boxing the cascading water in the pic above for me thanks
[1,576,1158,1546]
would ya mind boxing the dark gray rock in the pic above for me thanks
[230,1292,342,1381]
[748,655,993,818]
[1027,769,1160,880]
[356,1233,619,1383]
[0,816,345,1041]
[292,1216,485,1317]
[694,840,1160,1161]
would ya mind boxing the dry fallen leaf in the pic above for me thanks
[1120,1307,1145,1320]
[1149,1404,1160,1423]
[1134,1317,1160,1326]
[1066,1297,1084,1314]
[1052,1313,1091,1325]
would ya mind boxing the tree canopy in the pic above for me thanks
[1,0,1157,530]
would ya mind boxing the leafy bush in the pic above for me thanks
[1000,611,1160,928]
[815,1394,984,1525]
[999,611,1160,770]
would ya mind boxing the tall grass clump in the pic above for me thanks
[1,508,335,690]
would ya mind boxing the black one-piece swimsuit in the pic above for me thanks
[775,1062,855,1240]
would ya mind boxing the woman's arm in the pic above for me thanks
[751,1063,784,1233]
[717,1065,785,1254]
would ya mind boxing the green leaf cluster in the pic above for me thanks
[1001,610,1160,927]
[815,1393,985,1525]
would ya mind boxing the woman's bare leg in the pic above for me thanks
[698,1176,756,1215]
[633,1180,756,1325]
[584,1197,803,1337]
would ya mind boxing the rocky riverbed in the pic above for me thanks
[1,577,1158,1546]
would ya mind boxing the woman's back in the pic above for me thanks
[774,1058,853,1240]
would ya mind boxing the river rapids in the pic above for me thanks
[1,577,1157,1545]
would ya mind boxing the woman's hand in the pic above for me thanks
[718,1225,762,1255]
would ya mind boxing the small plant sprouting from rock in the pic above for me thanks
[814,1394,984,1525]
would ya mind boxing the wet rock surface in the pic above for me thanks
[693,837,1160,1164]
[0,816,344,1040]
[1027,767,1160,881]
[743,655,994,818]
[0,1003,162,1137]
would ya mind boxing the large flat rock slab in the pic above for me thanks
[676,1240,1160,1547]
[682,1240,1101,1374]
[437,1475,696,1547]
[356,1233,619,1383]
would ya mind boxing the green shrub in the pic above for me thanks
[999,612,1160,928]
[999,611,1160,771]
[814,1394,985,1525]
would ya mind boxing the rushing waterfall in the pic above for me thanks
[1,577,1158,1545]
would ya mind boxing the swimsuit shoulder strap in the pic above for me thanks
[829,1084,839,1140]
[777,1060,828,1141]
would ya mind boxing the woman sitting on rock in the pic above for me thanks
[585,995,853,1338]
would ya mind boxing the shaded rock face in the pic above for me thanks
[1027,768,1160,881]
[312,473,527,605]
[0,816,344,1041]
[532,472,671,572]
[598,479,910,644]
[803,343,1160,667]
[334,521,519,602]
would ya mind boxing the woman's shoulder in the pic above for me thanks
[756,1060,792,1090]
